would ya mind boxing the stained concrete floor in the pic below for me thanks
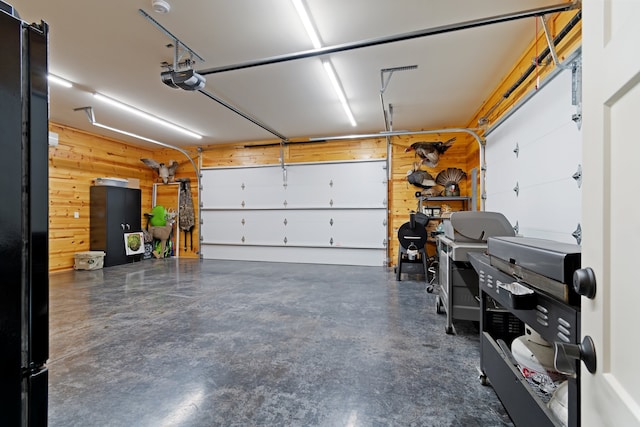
[48,258,513,427]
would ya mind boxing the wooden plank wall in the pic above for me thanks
[149,147,202,260]
[390,133,472,261]
[48,124,156,272]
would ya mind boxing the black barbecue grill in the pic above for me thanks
[469,236,583,426]
[396,212,432,281]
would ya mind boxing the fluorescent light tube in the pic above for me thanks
[48,74,73,88]
[292,0,356,127]
[291,0,321,49]
[93,92,202,139]
[323,61,357,127]
[93,122,170,147]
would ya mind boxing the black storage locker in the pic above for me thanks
[90,185,142,267]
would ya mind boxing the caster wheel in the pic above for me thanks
[479,374,488,386]
[445,325,454,335]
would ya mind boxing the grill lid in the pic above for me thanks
[444,211,515,242]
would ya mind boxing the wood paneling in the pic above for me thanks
[148,148,201,259]
[389,133,471,264]
[48,124,200,271]
[48,124,156,272]
[199,138,387,167]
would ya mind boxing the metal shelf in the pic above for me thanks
[422,196,471,201]
[417,196,472,213]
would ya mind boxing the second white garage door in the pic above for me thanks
[200,159,388,266]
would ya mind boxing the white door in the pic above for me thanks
[581,2,640,425]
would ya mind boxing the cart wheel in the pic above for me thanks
[445,325,454,335]
[479,374,488,386]
[435,296,443,314]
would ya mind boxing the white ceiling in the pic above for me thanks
[10,0,571,148]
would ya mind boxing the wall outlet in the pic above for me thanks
[48,131,59,147]
[74,212,79,219]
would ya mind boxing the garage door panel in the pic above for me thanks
[201,245,385,267]
[328,210,387,247]
[242,210,285,245]
[284,166,332,207]
[281,212,331,246]
[201,169,246,207]
[201,211,243,243]
[243,169,286,208]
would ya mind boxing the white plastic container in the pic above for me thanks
[74,251,105,270]
[511,325,566,394]
[94,177,128,187]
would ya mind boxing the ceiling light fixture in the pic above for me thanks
[323,61,357,127]
[93,92,202,139]
[291,0,357,127]
[74,106,165,146]
[93,122,167,146]
[48,74,73,88]
[75,105,196,161]
[291,0,321,49]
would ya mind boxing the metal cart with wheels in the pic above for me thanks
[435,211,515,334]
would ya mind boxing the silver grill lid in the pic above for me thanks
[443,211,515,242]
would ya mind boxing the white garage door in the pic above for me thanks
[485,62,582,244]
[200,160,388,266]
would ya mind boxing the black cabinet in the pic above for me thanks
[90,185,142,267]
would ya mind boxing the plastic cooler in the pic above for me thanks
[74,251,105,270]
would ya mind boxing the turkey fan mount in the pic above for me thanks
[140,158,179,184]
[436,167,466,197]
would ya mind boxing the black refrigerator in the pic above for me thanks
[0,2,50,426]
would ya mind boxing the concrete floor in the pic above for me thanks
[48,258,512,426]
